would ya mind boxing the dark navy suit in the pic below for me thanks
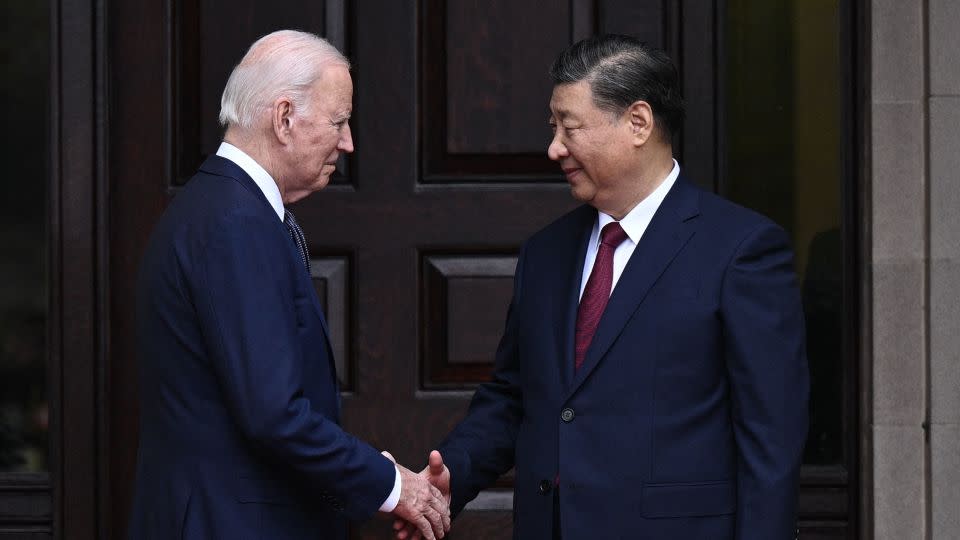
[439,177,809,539]
[129,155,394,539]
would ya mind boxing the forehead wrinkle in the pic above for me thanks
[549,105,570,118]
[550,95,580,120]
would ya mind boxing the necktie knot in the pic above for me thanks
[599,221,628,249]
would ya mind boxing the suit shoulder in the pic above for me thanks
[143,170,282,269]
[178,170,260,210]
[170,171,276,228]
[697,188,786,240]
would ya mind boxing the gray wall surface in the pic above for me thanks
[870,1,960,538]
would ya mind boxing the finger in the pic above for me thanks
[415,516,436,540]
[394,519,410,540]
[394,520,421,540]
[425,489,445,520]
[442,506,451,532]
[434,493,450,524]
[423,506,445,539]
[428,450,444,475]
[438,508,449,537]
[440,502,451,532]
[428,485,446,511]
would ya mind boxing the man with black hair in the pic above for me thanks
[399,34,808,540]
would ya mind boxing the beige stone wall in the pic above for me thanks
[927,1,960,538]
[870,1,960,538]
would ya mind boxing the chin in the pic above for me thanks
[569,185,595,204]
[313,177,331,191]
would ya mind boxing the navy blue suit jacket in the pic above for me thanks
[439,177,809,540]
[128,156,394,539]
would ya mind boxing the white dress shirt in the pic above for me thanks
[579,159,681,300]
[216,142,285,221]
[214,142,403,512]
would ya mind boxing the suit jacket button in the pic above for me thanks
[561,408,575,422]
[538,480,552,495]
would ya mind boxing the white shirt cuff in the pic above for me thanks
[378,465,402,512]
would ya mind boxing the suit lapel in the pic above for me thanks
[564,178,701,399]
[199,155,337,362]
[553,207,596,390]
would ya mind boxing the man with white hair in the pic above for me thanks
[129,30,450,540]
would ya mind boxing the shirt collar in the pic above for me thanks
[597,159,680,244]
[215,141,285,221]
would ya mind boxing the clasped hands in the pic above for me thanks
[382,450,452,540]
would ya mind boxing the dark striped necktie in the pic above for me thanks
[283,210,311,275]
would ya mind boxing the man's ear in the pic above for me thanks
[626,100,654,146]
[272,97,294,144]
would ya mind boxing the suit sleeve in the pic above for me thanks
[438,245,527,516]
[192,212,395,520]
[720,222,809,540]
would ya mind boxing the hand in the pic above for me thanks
[393,451,451,540]
[387,454,450,540]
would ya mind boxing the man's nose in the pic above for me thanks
[547,134,567,161]
[339,123,355,153]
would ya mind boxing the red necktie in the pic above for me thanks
[574,222,629,370]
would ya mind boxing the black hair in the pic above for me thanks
[550,34,685,139]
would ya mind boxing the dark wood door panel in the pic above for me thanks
[442,0,569,156]
[422,0,581,180]
[0,474,50,538]
[421,255,517,386]
[420,0,706,184]
[0,532,51,539]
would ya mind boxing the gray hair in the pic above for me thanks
[219,30,350,129]
[550,34,684,139]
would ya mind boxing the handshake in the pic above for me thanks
[382,450,452,540]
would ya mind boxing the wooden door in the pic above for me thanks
[103,2,797,539]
